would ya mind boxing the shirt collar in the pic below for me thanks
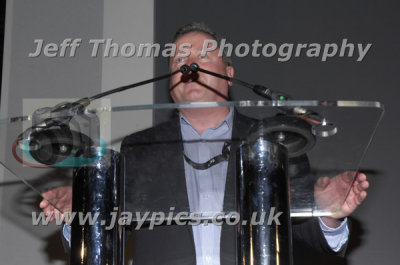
[179,107,234,135]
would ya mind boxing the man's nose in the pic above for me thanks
[185,53,200,68]
[186,58,197,68]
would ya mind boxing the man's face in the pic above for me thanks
[169,32,234,103]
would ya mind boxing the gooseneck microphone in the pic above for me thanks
[187,63,336,137]
[187,62,321,118]
[189,63,291,101]
[89,65,188,101]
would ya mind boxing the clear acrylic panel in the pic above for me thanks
[0,100,384,226]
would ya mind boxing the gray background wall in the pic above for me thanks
[0,0,153,264]
[0,1,103,264]
[0,0,398,265]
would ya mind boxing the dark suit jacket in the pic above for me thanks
[120,110,347,265]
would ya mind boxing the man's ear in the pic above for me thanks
[226,66,234,86]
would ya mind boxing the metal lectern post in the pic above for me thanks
[70,150,121,265]
[237,138,292,265]
[69,112,121,265]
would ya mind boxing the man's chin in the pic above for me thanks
[176,89,227,103]
[182,91,207,102]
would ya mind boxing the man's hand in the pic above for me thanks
[314,172,369,227]
[39,186,73,222]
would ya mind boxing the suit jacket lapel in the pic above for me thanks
[154,116,190,211]
[154,115,196,263]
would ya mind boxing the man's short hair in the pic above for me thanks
[173,22,233,66]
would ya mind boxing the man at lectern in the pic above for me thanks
[40,22,369,265]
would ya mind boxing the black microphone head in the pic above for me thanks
[190,63,199,72]
[180,64,190,74]
[253,85,272,99]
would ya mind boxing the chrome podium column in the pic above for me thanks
[70,150,121,265]
[237,138,292,265]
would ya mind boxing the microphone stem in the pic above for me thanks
[87,69,181,101]
[196,67,255,89]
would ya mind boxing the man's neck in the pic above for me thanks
[180,107,230,135]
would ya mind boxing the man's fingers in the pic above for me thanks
[41,186,69,200]
[41,189,56,198]
[356,172,367,181]
[44,205,54,214]
[44,208,63,222]
[353,182,363,194]
[316,177,330,189]
[354,173,368,188]
[359,190,367,202]
[361,180,370,190]
[39,200,49,208]
[41,200,58,213]
[334,171,356,184]
[351,190,366,205]
[353,179,369,194]
[353,191,367,206]
[357,180,369,193]
[44,209,52,217]
[40,186,73,223]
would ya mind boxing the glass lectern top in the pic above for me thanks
[0,100,384,223]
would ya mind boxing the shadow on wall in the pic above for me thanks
[42,231,69,265]
[0,168,72,264]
